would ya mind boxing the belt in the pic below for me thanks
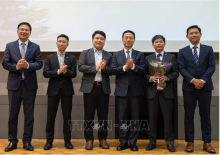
[21,78,25,80]
[94,81,102,85]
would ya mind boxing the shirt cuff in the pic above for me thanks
[131,64,135,70]
[57,69,61,75]
[200,79,206,83]
[26,63,29,69]
[190,78,195,83]
[123,65,126,72]
[149,76,152,82]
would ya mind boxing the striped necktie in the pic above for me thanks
[193,46,198,65]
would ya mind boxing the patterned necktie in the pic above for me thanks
[126,51,130,60]
[193,46,198,65]
[157,53,161,61]
[21,42,26,78]
[21,42,25,58]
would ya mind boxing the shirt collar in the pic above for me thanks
[124,48,132,53]
[18,39,29,46]
[155,50,165,57]
[190,43,200,49]
[93,47,103,53]
[57,51,65,56]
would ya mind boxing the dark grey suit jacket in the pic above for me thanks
[43,53,77,96]
[145,52,179,99]
[78,48,112,94]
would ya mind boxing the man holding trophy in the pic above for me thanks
[144,35,179,152]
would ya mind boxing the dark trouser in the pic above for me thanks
[116,87,140,144]
[46,88,72,143]
[83,82,109,142]
[8,81,36,144]
[148,90,174,145]
[183,90,212,143]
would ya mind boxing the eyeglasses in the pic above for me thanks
[19,28,30,32]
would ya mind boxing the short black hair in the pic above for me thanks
[122,30,135,40]
[152,35,166,43]
[92,30,106,40]
[186,25,201,34]
[57,34,69,42]
[17,22,32,31]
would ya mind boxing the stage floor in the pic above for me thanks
[0,139,219,154]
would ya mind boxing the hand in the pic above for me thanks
[17,59,28,69]
[150,76,159,83]
[96,61,102,72]
[101,59,107,70]
[127,57,134,68]
[192,79,204,89]
[160,75,168,83]
[62,63,68,73]
[124,61,129,71]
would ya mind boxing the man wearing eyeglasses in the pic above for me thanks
[43,34,77,150]
[2,22,43,152]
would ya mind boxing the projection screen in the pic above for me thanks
[0,0,219,52]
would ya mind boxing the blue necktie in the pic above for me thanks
[126,51,130,60]
[193,46,198,65]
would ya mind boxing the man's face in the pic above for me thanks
[17,24,31,42]
[92,34,105,51]
[152,38,165,52]
[122,32,135,49]
[56,37,69,53]
[186,28,202,45]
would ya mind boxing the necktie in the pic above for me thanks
[21,42,25,58]
[157,53,161,61]
[21,43,26,78]
[193,46,198,65]
[126,51,130,60]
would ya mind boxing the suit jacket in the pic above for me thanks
[145,52,179,99]
[78,48,112,94]
[178,44,215,91]
[111,49,146,97]
[43,53,77,96]
[2,40,43,90]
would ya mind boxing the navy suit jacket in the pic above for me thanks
[2,40,43,90]
[178,44,215,91]
[111,49,145,97]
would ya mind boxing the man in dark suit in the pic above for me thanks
[2,22,43,152]
[145,35,179,152]
[78,30,112,150]
[111,30,145,151]
[178,25,215,153]
[43,34,77,150]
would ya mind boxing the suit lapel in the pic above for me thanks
[131,49,137,61]
[64,53,69,66]
[162,51,168,62]
[89,48,96,66]
[14,40,22,59]
[102,50,106,60]
[53,53,60,69]
[25,41,32,59]
[197,44,205,66]
[119,49,127,64]
[187,46,197,66]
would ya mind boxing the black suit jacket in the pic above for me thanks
[111,49,146,97]
[2,40,43,90]
[145,52,179,99]
[43,53,77,96]
[78,48,112,94]
[178,44,215,91]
